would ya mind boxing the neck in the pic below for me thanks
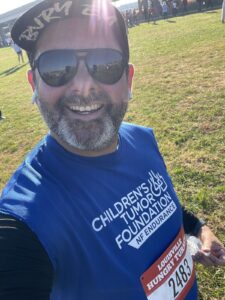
[50,132,118,157]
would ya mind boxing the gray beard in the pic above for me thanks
[35,90,128,152]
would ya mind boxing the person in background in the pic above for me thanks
[133,8,139,25]
[183,0,188,13]
[205,0,213,9]
[0,110,5,120]
[142,0,149,20]
[128,9,134,27]
[197,0,203,11]
[172,0,178,16]
[11,41,24,64]
[221,0,225,23]
[0,1,224,299]
[148,1,157,24]
[162,0,169,18]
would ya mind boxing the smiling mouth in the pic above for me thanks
[68,104,103,115]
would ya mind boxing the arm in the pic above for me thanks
[0,214,54,299]
[182,206,206,236]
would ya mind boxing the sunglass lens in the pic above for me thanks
[87,49,125,84]
[38,50,77,87]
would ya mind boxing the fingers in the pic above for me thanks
[193,252,215,266]
[193,250,225,267]
[210,255,225,266]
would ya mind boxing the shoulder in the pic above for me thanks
[119,122,160,153]
[0,135,59,219]
[119,122,157,143]
[120,122,154,137]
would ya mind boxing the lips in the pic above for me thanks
[65,103,105,122]
[68,103,103,115]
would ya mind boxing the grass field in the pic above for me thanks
[0,9,225,300]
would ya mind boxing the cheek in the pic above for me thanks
[103,75,129,103]
[36,76,65,105]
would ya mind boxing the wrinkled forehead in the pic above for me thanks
[36,16,119,53]
[36,14,121,54]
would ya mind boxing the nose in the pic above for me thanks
[66,60,98,97]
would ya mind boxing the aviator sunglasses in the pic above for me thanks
[33,48,128,87]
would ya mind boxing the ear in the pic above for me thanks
[27,70,35,91]
[128,64,134,90]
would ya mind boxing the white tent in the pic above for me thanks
[112,0,139,12]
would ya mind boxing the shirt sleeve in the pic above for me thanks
[0,213,54,300]
[182,206,206,236]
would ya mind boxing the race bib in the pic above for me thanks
[140,227,195,300]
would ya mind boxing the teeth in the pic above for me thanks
[69,104,101,112]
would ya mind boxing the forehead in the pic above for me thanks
[36,17,121,54]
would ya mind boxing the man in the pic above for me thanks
[162,1,169,19]
[11,41,25,64]
[0,0,224,299]
[222,0,225,23]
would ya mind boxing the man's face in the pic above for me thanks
[34,17,130,154]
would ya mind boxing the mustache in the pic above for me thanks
[59,91,112,107]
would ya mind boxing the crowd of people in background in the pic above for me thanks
[0,0,223,46]
[0,34,25,64]
[122,0,221,28]
[0,36,11,47]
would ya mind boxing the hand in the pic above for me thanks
[193,225,225,266]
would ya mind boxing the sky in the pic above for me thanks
[0,0,35,14]
[0,0,138,14]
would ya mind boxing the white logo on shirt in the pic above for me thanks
[92,170,177,250]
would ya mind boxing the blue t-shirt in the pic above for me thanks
[0,122,198,300]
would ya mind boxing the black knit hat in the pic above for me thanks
[11,0,129,56]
